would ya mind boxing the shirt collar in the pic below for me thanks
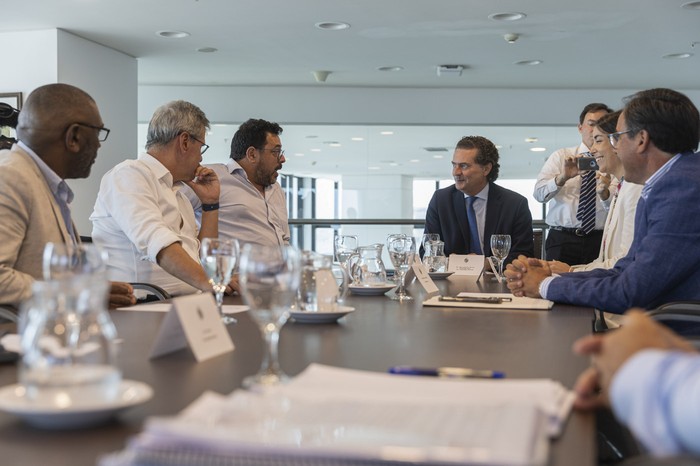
[463,182,490,201]
[18,140,74,203]
[640,152,685,200]
[139,152,175,188]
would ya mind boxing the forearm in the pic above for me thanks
[156,243,211,292]
[197,210,219,241]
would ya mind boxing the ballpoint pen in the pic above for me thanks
[388,365,506,379]
[439,296,512,304]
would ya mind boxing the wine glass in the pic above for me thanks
[239,244,301,388]
[421,233,440,251]
[490,234,512,279]
[334,234,358,276]
[43,242,108,280]
[200,238,239,325]
[386,234,416,301]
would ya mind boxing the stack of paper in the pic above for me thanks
[423,292,554,311]
[101,364,573,466]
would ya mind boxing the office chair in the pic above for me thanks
[131,282,172,302]
[0,305,18,324]
[647,301,700,347]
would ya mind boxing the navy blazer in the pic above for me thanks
[548,152,700,313]
[424,182,534,264]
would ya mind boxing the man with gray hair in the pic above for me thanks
[91,100,226,296]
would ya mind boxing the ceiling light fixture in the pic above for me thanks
[313,70,331,82]
[662,53,693,59]
[197,47,218,53]
[437,64,464,77]
[525,137,538,143]
[504,33,519,44]
[530,147,547,152]
[295,153,304,157]
[377,66,404,72]
[515,60,543,66]
[351,137,364,141]
[433,155,444,159]
[156,30,190,39]
[409,159,420,163]
[488,12,526,21]
[311,148,321,152]
[368,166,380,170]
[681,1,700,9]
[380,131,394,135]
[315,21,350,30]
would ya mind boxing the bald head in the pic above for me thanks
[16,84,104,179]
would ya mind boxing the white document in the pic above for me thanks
[118,301,249,314]
[411,262,439,295]
[447,253,485,276]
[423,292,554,311]
[149,294,234,361]
[106,364,574,466]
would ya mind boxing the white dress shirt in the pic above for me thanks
[611,349,700,456]
[185,159,290,248]
[90,153,200,296]
[533,143,607,230]
[463,183,489,254]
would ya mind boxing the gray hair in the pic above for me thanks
[145,100,210,150]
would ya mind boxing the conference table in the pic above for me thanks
[0,274,595,465]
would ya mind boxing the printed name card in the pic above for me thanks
[412,263,439,295]
[149,293,235,362]
[447,254,485,276]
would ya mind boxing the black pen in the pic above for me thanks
[389,365,505,379]
[439,296,512,304]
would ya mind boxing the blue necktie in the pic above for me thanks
[466,196,482,254]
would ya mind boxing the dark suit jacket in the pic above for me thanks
[548,151,700,314]
[424,182,534,264]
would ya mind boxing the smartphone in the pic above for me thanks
[577,156,599,171]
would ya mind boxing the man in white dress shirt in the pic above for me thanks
[187,118,290,247]
[534,103,612,264]
[91,100,225,296]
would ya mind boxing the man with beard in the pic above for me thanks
[0,83,135,309]
[187,118,290,247]
[91,100,231,296]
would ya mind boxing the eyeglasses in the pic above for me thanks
[608,129,634,148]
[258,147,285,161]
[75,123,110,142]
[188,134,209,154]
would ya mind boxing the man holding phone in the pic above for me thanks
[534,103,613,264]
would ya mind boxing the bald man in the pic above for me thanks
[0,83,135,309]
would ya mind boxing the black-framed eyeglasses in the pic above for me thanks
[74,122,110,142]
[188,134,209,154]
[608,129,634,148]
[257,147,285,161]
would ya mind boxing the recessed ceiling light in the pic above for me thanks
[310,148,322,152]
[380,131,394,135]
[294,153,304,157]
[306,135,318,139]
[682,1,700,9]
[328,142,342,147]
[351,137,364,141]
[530,147,547,152]
[515,60,543,66]
[525,137,538,143]
[663,53,693,59]
[488,12,527,21]
[409,159,420,163]
[315,21,350,30]
[368,166,381,170]
[389,162,399,167]
[377,66,404,72]
[156,30,190,39]
[197,47,218,53]
[433,155,444,159]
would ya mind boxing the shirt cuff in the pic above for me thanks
[538,275,557,299]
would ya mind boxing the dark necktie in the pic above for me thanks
[576,170,596,234]
[466,196,483,254]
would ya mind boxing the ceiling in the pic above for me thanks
[6,0,700,179]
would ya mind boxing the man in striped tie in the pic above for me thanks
[534,103,613,264]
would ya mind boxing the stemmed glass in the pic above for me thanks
[386,234,416,301]
[421,233,440,252]
[334,235,358,276]
[239,244,301,388]
[43,242,108,280]
[490,234,512,279]
[200,238,240,325]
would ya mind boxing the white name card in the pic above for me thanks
[448,254,485,276]
[412,263,439,295]
[149,293,235,362]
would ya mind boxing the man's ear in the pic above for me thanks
[245,145,258,162]
[482,162,493,177]
[636,129,651,153]
[64,124,81,153]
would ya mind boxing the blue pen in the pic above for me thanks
[389,365,505,379]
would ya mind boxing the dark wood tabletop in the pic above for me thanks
[0,275,595,466]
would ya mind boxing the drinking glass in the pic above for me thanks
[423,240,447,272]
[334,235,358,276]
[386,234,416,301]
[43,242,107,280]
[239,244,301,388]
[490,234,512,278]
[200,238,240,325]
[421,233,440,251]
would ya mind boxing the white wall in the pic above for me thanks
[0,30,58,104]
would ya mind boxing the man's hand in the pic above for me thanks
[556,156,581,186]
[504,255,551,298]
[548,260,572,274]
[572,310,696,411]
[225,274,241,295]
[185,165,220,204]
[108,281,136,309]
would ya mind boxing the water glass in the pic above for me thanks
[386,234,416,301]
[490,234,512,279]
[43,242,107,281]
[423,240,447,273]
[334,235,358,274]
[299,252,349,311]
[200,238,240,325]
[421,233,440,251]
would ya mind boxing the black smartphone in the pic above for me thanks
[577,156,599,171]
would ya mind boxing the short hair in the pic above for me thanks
[230,118,283,161]
[579,103,613,124]
[145,100,209,150]
[594,110,621,135]
[622,88,699,154]
[455,135,500,182]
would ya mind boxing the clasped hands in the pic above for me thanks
[503,255,553,298]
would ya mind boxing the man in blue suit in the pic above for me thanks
[505,88,700,314]
[424,136,534,265]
